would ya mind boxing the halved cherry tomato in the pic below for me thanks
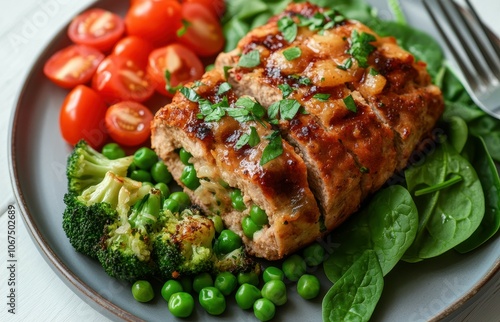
[177,2,224,57]
[92,55,155,104]
[112,36,154,68]
[147,43,204,96]
[182,0,226,19]
[59,85,108,148]
[125,0,183,47]
[68,8,125,52]
[43,45,104,89]
[105,101,153,146]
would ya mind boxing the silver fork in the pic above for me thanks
[422,0,500,119]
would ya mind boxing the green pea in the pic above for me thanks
[302,242,325,267]
[151,161,173,184]
[297,274,320,300]
[193,272,213,293]
[168,292,194,318]
[179,148,193,165]
[214,272,238,296]
[230,189,246,211]
[235,283,261,310]
[180,165,200,190]
[169,192,191,210]
[133,147,158,170]
[163,199,180,213]
[211,215,224,233]
[127,162,137,177]
[216,229,242,255]
[199,287,226,315]
[237,271,259,287]
[282,254,306,282]
[131,280,154,303]
[253,298,276,321]
[261,280,287,306]
[262,266,284,283]
[142,181,154,188]
[102,143,126,160]
[180,276,193,294]
[242,216,260,239]
[154,182,170,198]
[250,205,268,226]
[161,280,183,302]
[130,169,152,183]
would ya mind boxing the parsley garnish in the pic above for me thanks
[298,10,345,33]
[343,94,357,112]
[369,68,379,76]
[278,16,298,43]
[238,50,261,68]
[223,66,232,79]
[197,97,229,122]
[337,57,353,70]
[283,47,302,61]
[177,19,191,37]
[278,84,294,98]
[347,30,376,68]
[217,82,232,95]
[313,93,331,101]
[260,131,283,165]
[165,70,183,94]
[226,97,266,123]
[268,99,302,121]
[180,87,201,102]
[235,126,260,150]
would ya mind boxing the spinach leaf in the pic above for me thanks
[322,250,383,322]
[455,135,500,253]
[323,185,418,283]
[469,116,500,162]
[443,116,468,154]
[403,141,485,262]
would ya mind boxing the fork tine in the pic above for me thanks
[464,0,500,78]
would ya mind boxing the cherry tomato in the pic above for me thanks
[105,101,153,146]
[177,3,224,57]
[92,55,155,104]
[43,45,105,89]
[112,36,154,68]
[147,43,204,96]
[59,85,108,148]
[68,8,125,52]
[125,0,183,47]
[182,0,226,19]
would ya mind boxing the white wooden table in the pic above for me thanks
[0,1,498,321]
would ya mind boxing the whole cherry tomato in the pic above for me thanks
[111,36,154,68]
[105,101,154,146]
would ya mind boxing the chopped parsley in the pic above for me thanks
[337,57,353,70]
[197,97,229,122]
[180,87,201,102]
[278,84,294,98]
[226,97,266,123]
[343,94,357,112]
[278,16,298,43]
[260,131,283,165]
[177,19,191,37]
[313,93,331,101]
[235,126,260,150]
[223,66,232,79]
[298,10,345,33]
[238,50,261,68]
[347,30,376,68]
[165,70,183,94]
[369,68,379,76]
[283,47,302,61]
[217,82,232,95]
[268,99,302,122]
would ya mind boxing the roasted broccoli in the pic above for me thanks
[66,140,134,194]
[97,189,163,282]
[214,247,258,275]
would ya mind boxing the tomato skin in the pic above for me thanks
[125,0,183,47]
[92,55,155,104]
[68,8,125,52]
[43,45,105,89]
[112,36,154,68]
[105,101,154,146]
[147,43,204,96]
[59,85,108,148]
[182,0,226,19]
[177,3,224,57]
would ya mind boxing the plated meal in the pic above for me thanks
[10,0,500,321]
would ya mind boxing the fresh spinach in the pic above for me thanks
[455,135,500,253]
[322,250,384,322]
[469,116,500,162]
[323,185,418,283]
[443,116,468,154]
[403,141,485,262]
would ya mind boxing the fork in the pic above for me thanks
[422,0,500,119]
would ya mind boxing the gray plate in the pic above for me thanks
[8,0,500,321]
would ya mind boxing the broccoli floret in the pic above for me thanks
[62,171,150,259]
[97,188,164,282]
[153,208,216,279]
[66,140,134,194]
[214,247,259,275]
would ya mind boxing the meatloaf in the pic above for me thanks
[151,2,444,260]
